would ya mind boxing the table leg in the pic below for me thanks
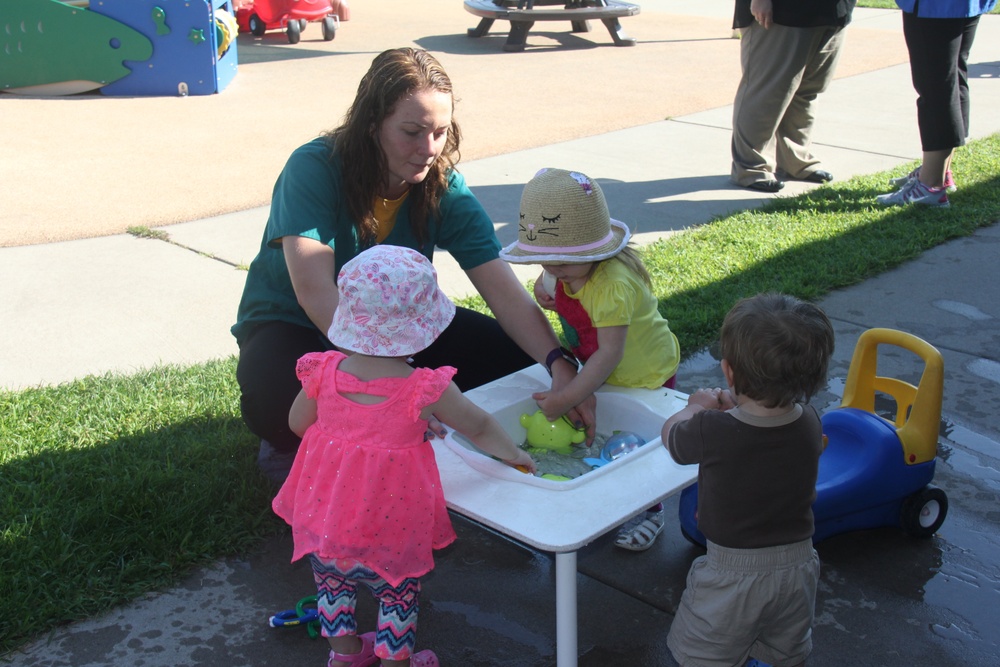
[468,17,496,38]
[504,19,534,51]
[555,551,578,667]
[601,17,636,46]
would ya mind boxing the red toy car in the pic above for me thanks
[234,0,350,44]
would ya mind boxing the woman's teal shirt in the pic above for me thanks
[232,138,500,345]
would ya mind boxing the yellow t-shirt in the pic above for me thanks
[561,259,680,388]
[373,192,408,243]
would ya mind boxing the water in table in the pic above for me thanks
[525,430,646,479]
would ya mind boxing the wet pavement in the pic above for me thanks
[676,235,1000,666]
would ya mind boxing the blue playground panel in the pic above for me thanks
[94,0,237,96]
[0,0,236,96]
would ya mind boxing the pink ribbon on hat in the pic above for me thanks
[515,230,615,254]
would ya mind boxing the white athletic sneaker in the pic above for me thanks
[876,178,950,207]
[888,167,956,193]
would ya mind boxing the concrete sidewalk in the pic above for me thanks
[3,6,1000,667]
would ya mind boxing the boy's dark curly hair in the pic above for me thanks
[720,293,835,408]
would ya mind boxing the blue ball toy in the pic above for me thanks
[601,431,646,461]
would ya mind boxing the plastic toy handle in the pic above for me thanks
[840,328,943,465]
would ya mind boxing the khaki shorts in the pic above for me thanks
[667,538,819,667]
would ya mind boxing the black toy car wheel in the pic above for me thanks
[322,16,337,41]
[900,486,948,538]
[249,14,266,37]
[286,19,301,44]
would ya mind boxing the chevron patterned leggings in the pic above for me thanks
[310,555,421,661]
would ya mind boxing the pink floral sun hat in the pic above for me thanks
[329,245,456,357]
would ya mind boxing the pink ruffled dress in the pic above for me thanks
[272,351,458,586]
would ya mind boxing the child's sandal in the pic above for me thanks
[328,632,378,667]
[614,509,665,552]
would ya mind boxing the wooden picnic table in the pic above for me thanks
[464,0,641,51]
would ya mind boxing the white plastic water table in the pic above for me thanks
[431,365,696,667]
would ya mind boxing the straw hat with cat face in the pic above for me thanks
[500,168,630,265]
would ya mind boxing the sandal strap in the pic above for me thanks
[631,518,663,541]
[615,511,665,549]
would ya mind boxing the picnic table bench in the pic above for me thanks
[464,0,641,51]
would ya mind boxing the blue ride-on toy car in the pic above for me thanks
[679,328,947,547]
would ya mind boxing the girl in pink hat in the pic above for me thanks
[501,168,681,552]
[272,245,535,667]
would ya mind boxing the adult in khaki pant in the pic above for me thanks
[730,0,856,192]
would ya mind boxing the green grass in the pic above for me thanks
[0,360,280,655]
[126,225,170,241]
[856,0,1000,13]
[2,134,999,657]
[462,134,1000,354]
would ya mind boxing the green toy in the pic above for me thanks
[519,410,586,456]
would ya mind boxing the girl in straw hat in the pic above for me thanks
[501,168,680,551]
[273,246,535,667]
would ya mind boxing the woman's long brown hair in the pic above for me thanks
[324,48,462,247]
